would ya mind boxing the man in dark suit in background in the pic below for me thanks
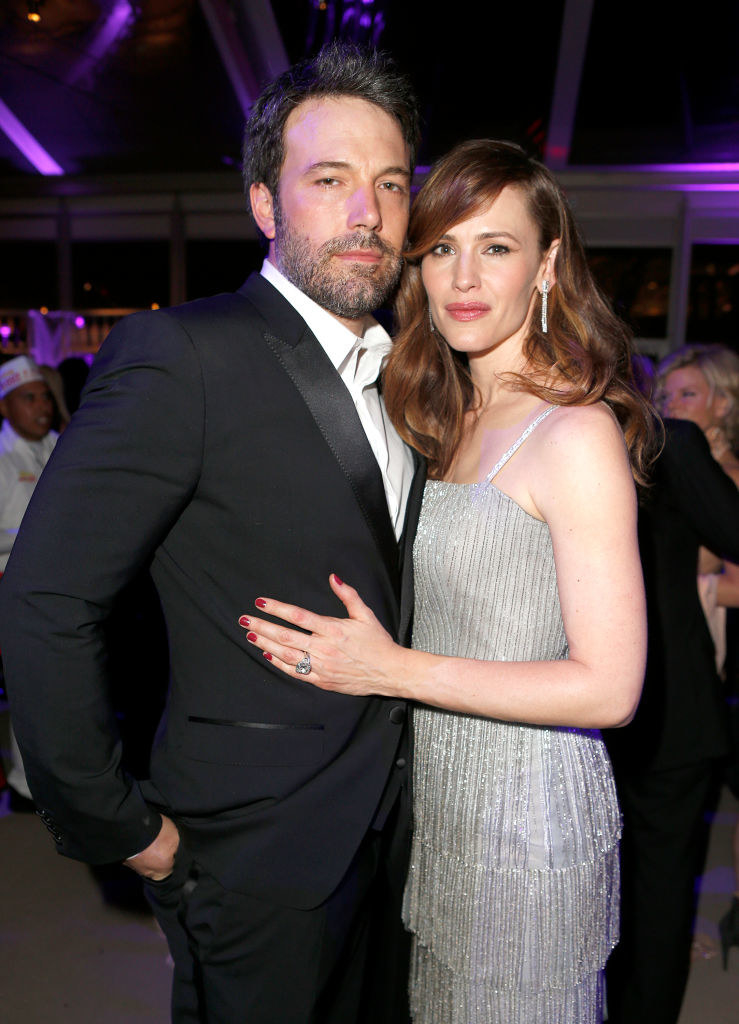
[605,417,739,1024]
[0,43,424,1023]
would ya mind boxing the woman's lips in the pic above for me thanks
[445,304,490,321]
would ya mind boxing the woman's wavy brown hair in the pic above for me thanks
[384,139,657,481]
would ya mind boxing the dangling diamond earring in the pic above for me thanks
[541,280,549,334]
[428,306,436,333]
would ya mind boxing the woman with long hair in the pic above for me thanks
[241,140,655,1022]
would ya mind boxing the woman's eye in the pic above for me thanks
[485,244,509,255]
[431,243,454,256]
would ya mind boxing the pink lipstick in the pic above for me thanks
[445,303,490,321]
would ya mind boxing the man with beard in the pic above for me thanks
[0,43,423,1024]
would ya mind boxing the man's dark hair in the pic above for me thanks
[242,41,420,200]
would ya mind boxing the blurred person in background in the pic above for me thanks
[657,343,739,970]
[57,356,90,417]
[39,364,71,433]
[604,346,739,1023]
[0,355,58,812]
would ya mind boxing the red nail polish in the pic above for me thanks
[255,598,267,609]
[238,616,250,628]
[262,651,273,662]
[333,574,343,586]
[246,632,257,643]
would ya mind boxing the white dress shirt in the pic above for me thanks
[0,419,58,571]
[261,260,413,540]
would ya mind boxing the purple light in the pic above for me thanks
[692,238,739,245]
[66,2,133,87]
[619,162,739,173]
[74,316,86,329]
[648,184,739,192]
[573,162,739,175]
[0,325,11,339]
[0,98,63,175]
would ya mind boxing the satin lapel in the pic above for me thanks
[262,327,401,594]
[398,451,426,644]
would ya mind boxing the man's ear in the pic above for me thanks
[250,183,276,241]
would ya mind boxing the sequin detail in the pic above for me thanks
[403,409,620,1023]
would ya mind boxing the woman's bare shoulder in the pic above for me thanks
[536,401,625,455]
[528,401,633,515]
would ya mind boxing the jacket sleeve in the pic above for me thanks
[661,418,739,564]
[0,310,204,863]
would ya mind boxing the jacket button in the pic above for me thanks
[395,757,407,769]
[389,705,405,724]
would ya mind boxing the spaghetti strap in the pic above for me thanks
[482,404,558,485]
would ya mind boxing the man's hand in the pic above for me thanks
[123,814,180,881]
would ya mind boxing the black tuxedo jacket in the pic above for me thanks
[605,418,739,773]
[0,274,426,908]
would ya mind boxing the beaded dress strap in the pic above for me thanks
[483,405,558,485]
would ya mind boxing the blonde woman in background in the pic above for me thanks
[657,342,739,967]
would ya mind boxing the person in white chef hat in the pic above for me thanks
[0,355,58,812]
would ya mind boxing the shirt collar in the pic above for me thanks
[260,259,392,378]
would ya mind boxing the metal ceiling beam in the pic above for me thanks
[65,1,133,87]
[544,0,595,170]
[198,0,289,118]
[0,98,64,176]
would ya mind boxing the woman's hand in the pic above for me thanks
[237,574,408,697]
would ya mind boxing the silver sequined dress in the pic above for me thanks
[402,406,621,1023]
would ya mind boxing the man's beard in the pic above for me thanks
[273,206,404,320]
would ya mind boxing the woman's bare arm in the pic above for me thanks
[241,406,646,730]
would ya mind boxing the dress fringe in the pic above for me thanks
[403,837,620,991]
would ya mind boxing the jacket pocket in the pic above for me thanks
[183,715,325,766]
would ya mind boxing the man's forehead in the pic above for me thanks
[7,381,50,399]
[283,96,408,163]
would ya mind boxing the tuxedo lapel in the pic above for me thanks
[263,328,401,594]
[240,275,401,596]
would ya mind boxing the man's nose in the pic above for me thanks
[347,185,381,232]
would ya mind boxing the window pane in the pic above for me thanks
[688,244,739,349]
[574,0,739,164]
[186,240,263,301]
[587,248,672,339]
[72,242,169,309]
[0,241,58,309]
